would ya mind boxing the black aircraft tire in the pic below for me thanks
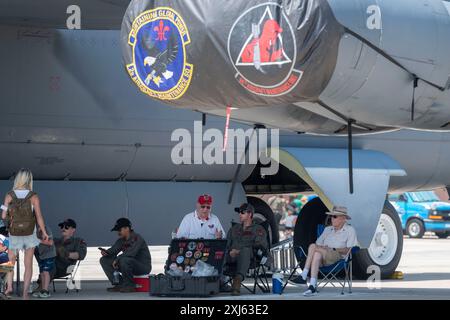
[247,196,279,245]
[353,201,403,280]
[293,197,328,267]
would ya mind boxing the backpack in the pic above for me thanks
[7,191,36,236]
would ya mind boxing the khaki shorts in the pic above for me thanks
[323,249,342,266]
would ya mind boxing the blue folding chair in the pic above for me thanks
[280,224,326,294]
[281,224,359,295]
[315,246,359,294]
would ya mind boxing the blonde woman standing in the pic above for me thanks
[1,169,48,299]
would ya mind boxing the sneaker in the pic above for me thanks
[303,285,317,297]
[32,291,41,298]
[3,291,13,300]
[106,286,122,292]
[32,285,42,294]
[289,276,307,285]
[39,290,51,299]
[119,286,136,293]
[219,282,232,293]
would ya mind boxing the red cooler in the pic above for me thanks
[133,275,150,293]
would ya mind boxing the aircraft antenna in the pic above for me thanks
[348,119,355,194]
[228,125,262,204]
[411,76,419,121]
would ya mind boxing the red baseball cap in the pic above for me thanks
[198,194,213,205]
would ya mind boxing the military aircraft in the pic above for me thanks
[1,0,450,279]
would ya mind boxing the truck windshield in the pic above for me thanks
[409,191,440,202]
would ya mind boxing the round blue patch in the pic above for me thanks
[126,8,193,100]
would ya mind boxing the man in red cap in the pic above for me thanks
[176,194,225,240]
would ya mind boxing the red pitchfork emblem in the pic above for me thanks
[154,20,170,41]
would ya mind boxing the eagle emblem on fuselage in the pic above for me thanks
[126,8,193,101]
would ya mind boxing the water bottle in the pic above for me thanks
[272,273,284,294]
[112,270,121,285]
[260,256,268,266]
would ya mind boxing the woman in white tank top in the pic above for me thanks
[1,169,48,299]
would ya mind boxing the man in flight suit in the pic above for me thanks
[226,203,268,296]
[31,219,86,294]
[100,218,152,293]
[53,219,87,278]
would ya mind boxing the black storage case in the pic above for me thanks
[149,239,227,297]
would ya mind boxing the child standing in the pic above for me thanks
[33,225,56,298]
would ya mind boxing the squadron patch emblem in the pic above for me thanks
[228,3,303,97]
[126,7,193,100]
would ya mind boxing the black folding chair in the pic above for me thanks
[241,249,271,294]
[223,220,272,294]
[223,248,271,294]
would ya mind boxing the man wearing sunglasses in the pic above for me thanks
[226,203,268,296]
[176,194,226,240]
[53,219,87,279]
[296,206,358,297]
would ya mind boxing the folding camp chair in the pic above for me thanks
[223,248,271,294]
[315,246,359,294]
[281,223,359,295]
[223,220,272,294]
[51,260,81,293]
[280,224,325,294]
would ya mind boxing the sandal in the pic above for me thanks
[0,293,12,300]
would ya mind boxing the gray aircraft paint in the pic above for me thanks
[0,0,128,29]
[315,0,450,130]
[0,181,247,246]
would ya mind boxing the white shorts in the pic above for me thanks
[9,231,40,252]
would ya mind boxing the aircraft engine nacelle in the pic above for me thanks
[121,0,450,131]
[121,0,341,108]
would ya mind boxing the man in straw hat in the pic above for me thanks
[297,206,358,296]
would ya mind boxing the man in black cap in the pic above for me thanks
[99,218,152,293]
[225,203,268,296]
[53,218,87,278]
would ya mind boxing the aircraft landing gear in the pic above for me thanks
[354,201,403,279]
[293,198,403,279]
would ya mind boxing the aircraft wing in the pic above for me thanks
[0,0,130,30]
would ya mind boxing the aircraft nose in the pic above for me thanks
[121,0,343,109]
